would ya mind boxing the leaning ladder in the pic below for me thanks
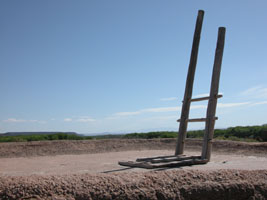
[119,10,226,169]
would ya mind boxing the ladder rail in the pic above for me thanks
[175,10,205,156]
[201,27,226,161]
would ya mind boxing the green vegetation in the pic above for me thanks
[123,132,177,139]
[123,124,267,142]
[0,133,93,143]
[0,124,266,143]
[92,134,124,140]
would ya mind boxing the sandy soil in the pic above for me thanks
[1,149,267,176]
[0,139,267,199]
[1,138,266,158]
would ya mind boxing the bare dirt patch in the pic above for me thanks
[0,139,267,199]
[1,149,267,176]
[0,138,266,158]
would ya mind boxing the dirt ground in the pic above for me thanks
[0,138,267,199]
[1,149,267,176]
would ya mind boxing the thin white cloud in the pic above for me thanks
[3,118,26,123]
[143,107,180,113]
[250,101,267,106]
[76,117,96,122]
[114,111,142,116]
[241,86,267,99]
[112,101,251,118]
[114,106,180,117]
[63,116,96,122]
[3,118,45,123]
[64,118,72,122]
[241,86,262,95]
[217,102,251,108]
[75,115,93,118]
[160,97,178,101]
[113,105,208,117]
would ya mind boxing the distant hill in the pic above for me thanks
[0,132,79,137]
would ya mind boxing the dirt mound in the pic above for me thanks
[0,138,266,158]
[0,169,266,200]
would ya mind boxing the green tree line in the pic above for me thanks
[123,124,267,142]
[0,133,93,143]
[0,124,266,142]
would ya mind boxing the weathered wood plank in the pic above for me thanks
[175,10,205,155]
[150,155,201,163]
[190,94,223,102]
[152,158,208,168]
[177,117,218,123]
[118,161,154,169]
[201,27,226,161]
[136,155,182,162]
[119,159,208,169]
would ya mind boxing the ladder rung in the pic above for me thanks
[189,94,223,102]
[177,117,218,122]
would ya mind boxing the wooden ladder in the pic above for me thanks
[119,10,226,169]
[175,11,225,162]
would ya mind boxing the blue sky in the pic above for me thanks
[0,0,266,134]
